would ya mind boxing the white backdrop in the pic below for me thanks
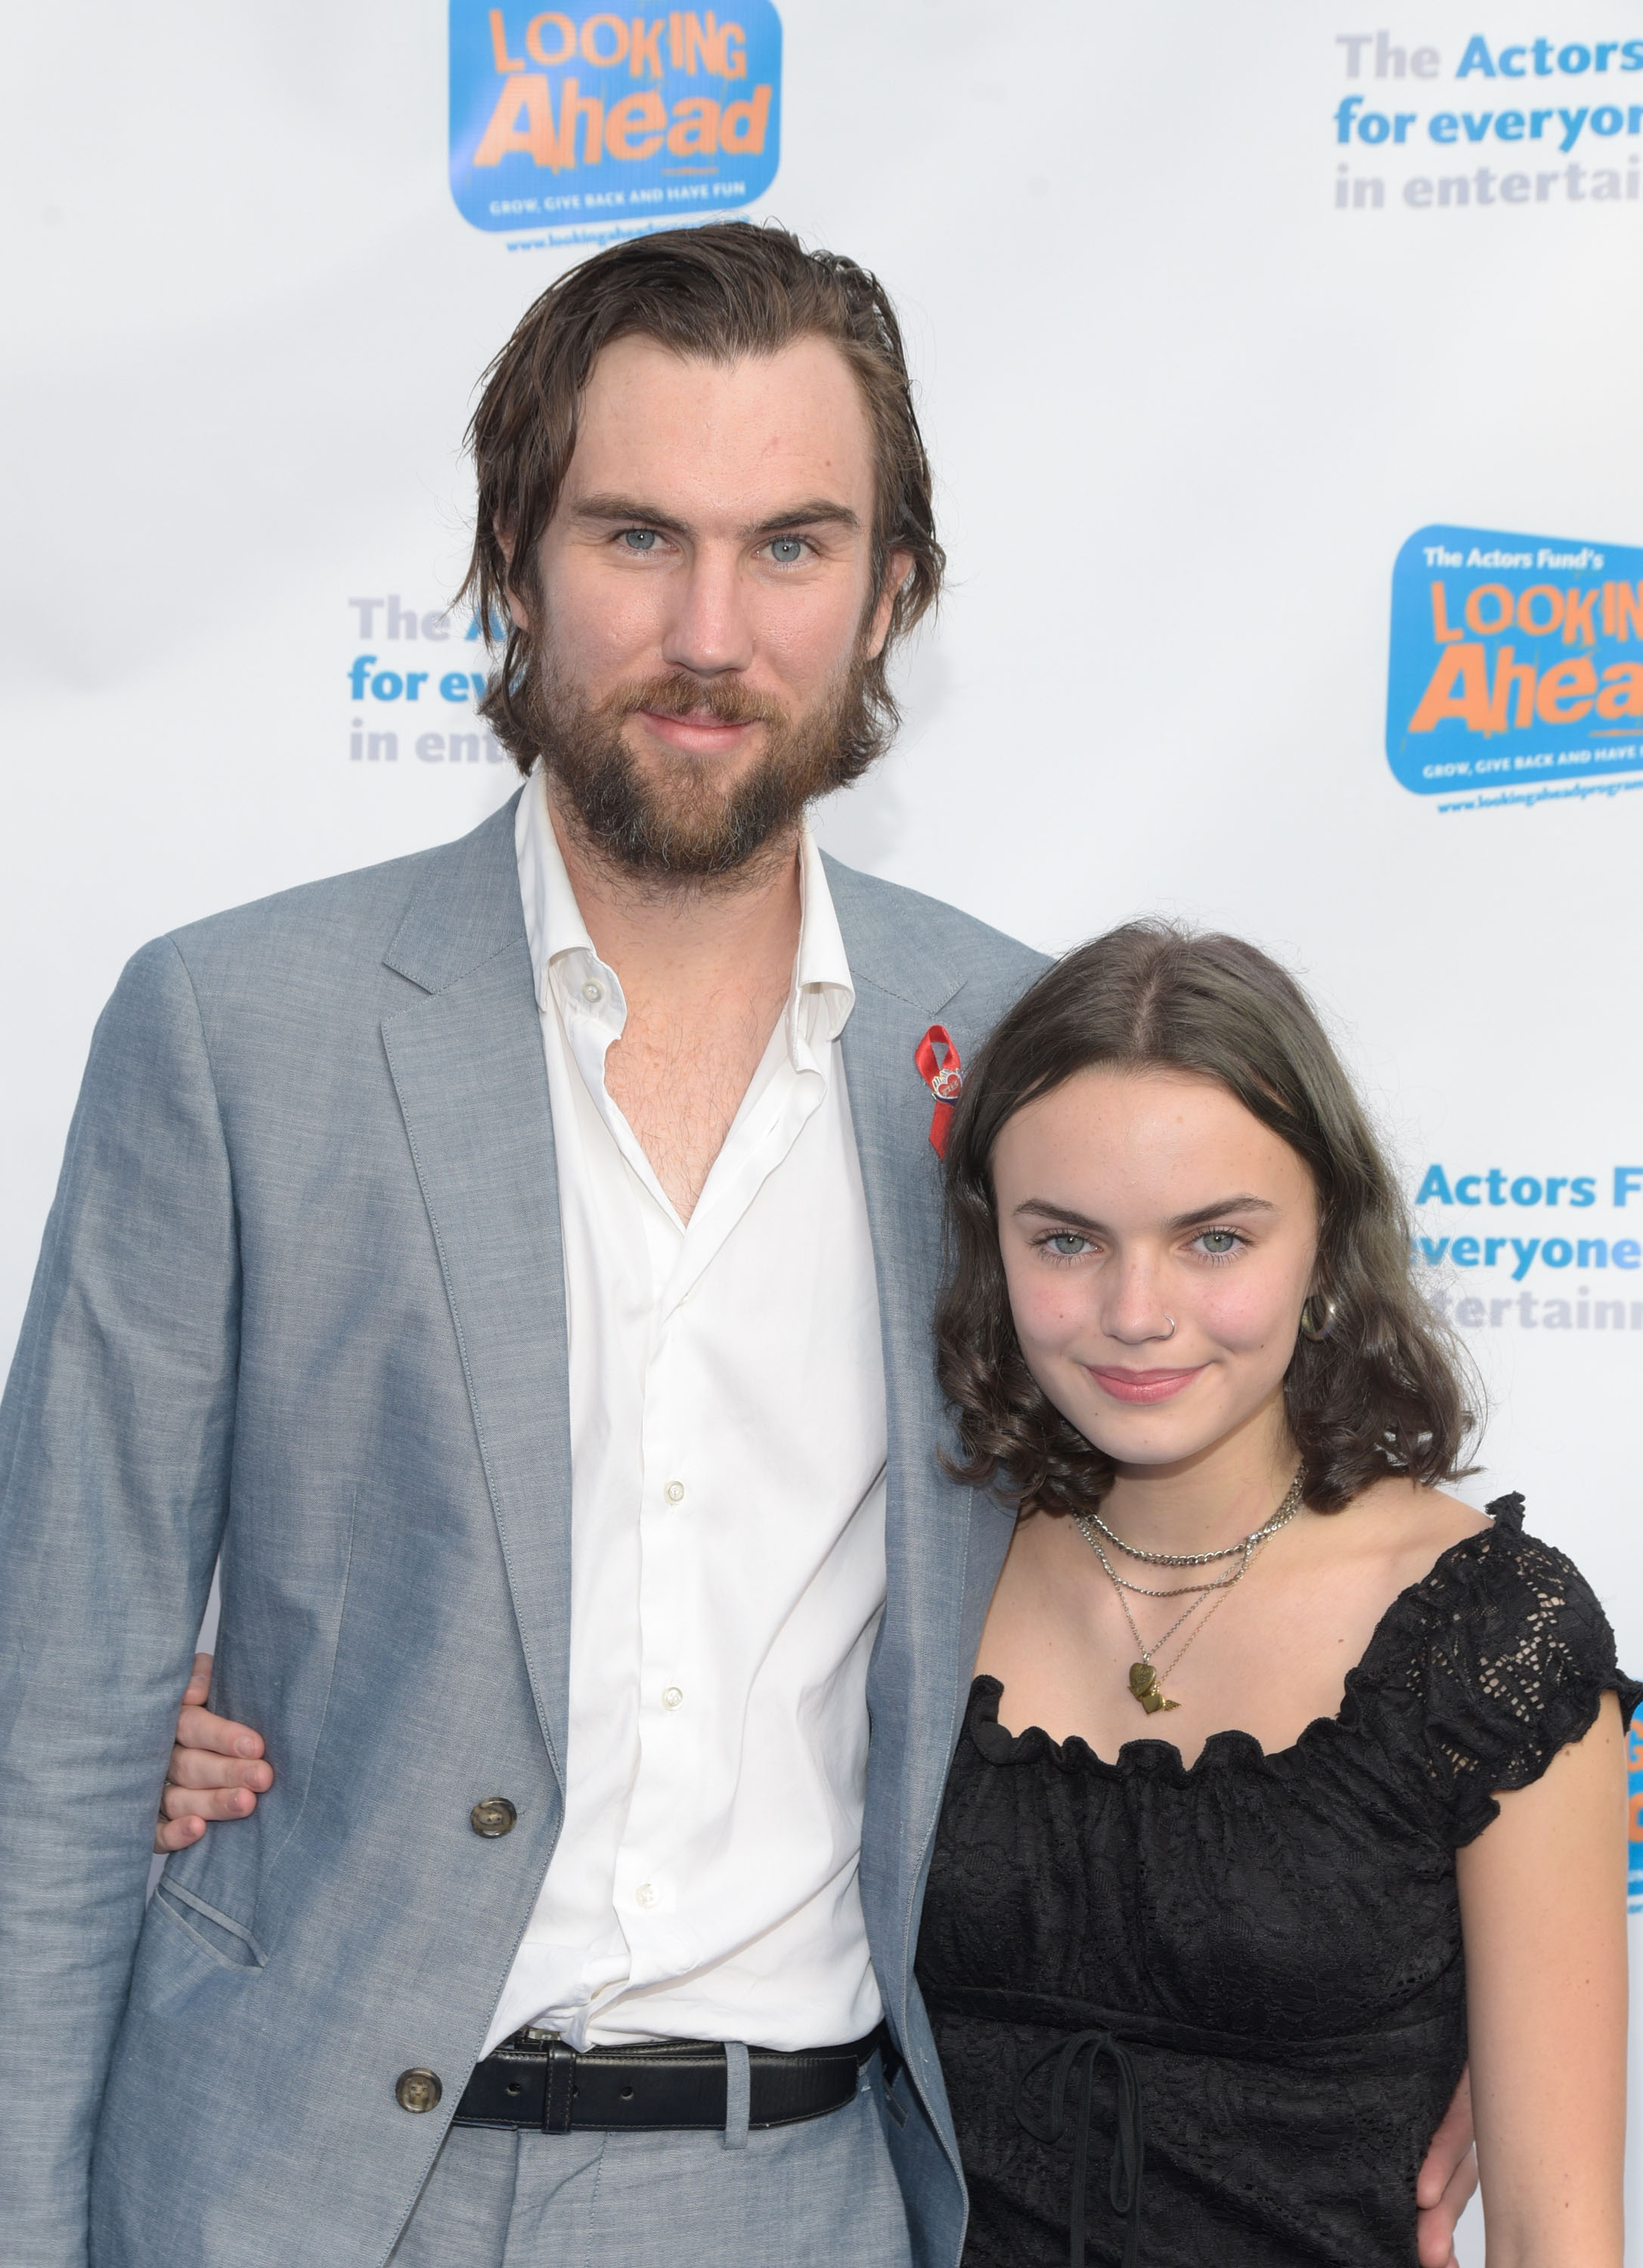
[5,4,1642,2255]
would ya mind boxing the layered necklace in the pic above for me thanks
[1074,1470,1305,1715]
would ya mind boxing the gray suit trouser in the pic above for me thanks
[389,2054,913,2267]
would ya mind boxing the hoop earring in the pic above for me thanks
[1299,1293,1338,1342]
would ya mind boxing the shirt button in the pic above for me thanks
[470,1796,517,1838]
[635,1882,659,1910]
[395,2068,442,2114]
[664,1480,686,1505]
[581,979,603,1003]
[662,1686,684,1712]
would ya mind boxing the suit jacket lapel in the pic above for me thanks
[831,860,1015,2046]
[379,798,574,1787]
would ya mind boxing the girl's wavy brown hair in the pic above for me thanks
[936,922,1477,1514]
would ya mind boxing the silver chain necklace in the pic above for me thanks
[1073,1471,1305,1715]
[1087,1553,1256,1603]
[1080,1470,1306,1568]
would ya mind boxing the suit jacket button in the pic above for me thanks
[470,1797,518,1838]
[395,2068,442,2114]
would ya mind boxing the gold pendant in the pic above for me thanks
[1129,1661,1180,1714]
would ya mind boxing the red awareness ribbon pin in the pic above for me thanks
[915,1025,964,1160]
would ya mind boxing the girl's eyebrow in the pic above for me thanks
[1167,1195,1276,1232]
[1012,1194,1276,1234]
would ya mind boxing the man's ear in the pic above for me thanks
[494,519,532,634]
[864,548,914,660]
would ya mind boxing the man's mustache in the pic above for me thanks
[611,674,789,733]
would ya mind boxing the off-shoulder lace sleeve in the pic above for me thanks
[1362,1493,1642,1847]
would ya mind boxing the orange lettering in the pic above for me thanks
[473,74,569,166]
[561,79,605,162]
[683,11,718,70]
[1408,643,1492,734]
[1487,646,1536,733]
[1464,584,1512,635]
[666,94,719,153]
[581,12,629,63]
[1516,584,1563,635]
[1616,582,1643,640]
[1536,655,1597,723]
[525,12,575,64]
[1429,582,1464,643]
[630,16,665,74]
[606,89,666,157]
[1597,662,1643,719]
[1562,586,1598,646]
[490,8,526,69]
[719,82,770,153]
[720,20,747,77]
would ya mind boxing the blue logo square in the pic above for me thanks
[450,3,782,238]
[1386,524,1643,798]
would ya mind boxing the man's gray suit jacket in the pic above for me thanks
[0,795,1046,2268]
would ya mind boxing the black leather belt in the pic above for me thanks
[453,2024,891,2133]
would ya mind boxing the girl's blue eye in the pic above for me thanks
[1199,1229,1239,1256]
[1047,1233,1088,1257]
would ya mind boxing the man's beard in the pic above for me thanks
[522,645,894,882]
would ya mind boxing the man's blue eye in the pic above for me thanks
[770,537,803,563]
[622,529,659,551]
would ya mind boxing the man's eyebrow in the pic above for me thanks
[569,494,691,534]
[746,498,860,537]
[569,493,862,538]
[1012,1195,1278,1235]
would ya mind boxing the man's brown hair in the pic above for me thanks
[457,220,944,776]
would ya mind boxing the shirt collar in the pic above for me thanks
[789,822,855,1057]
[514,770,855,1063]
[516,767,604,993]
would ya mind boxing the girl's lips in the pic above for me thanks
[1084,1365,1204,1405]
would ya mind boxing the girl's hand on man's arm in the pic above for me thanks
[153,1653,274,1854]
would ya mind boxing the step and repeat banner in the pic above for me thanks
[4,4,1641,2251]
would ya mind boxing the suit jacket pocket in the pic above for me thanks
[153,1481,361,1966]
[150,1879,268,1972]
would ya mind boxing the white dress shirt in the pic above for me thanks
[482,775,888,2054]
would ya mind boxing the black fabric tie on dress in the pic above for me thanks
[1015,2029,1145,2268]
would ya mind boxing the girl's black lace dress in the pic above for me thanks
[916,1497,1638,2268]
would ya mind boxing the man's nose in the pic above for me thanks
[659,546,755,677]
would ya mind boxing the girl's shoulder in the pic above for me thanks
[1345,1488,1640,1844]
[1344,1473,1488,1581]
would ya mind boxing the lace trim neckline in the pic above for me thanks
[968,1492,1527,1784]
